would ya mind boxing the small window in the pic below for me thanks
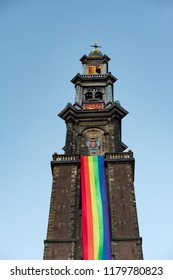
[85,92,93,100]
[88,66,94,74]
[95,91,102,100]
[96,66,101,74]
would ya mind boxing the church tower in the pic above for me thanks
[43,45,143,260]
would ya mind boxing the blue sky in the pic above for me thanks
[0,0,173,260]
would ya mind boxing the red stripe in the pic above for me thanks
[84,156,94,259]
[81,156,88,259]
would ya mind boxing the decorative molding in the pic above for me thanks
[80,121,107,126]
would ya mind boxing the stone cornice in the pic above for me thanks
[80,54,110,63]
[58,102,128,121]
[71,73,117,85]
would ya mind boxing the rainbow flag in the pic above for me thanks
[81,155,111,260]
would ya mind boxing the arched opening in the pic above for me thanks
[88,66,94,74]
[95,91,102,100]
[96,66,101,74]
[85,92,93,100]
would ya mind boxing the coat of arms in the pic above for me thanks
[86,133,100,154]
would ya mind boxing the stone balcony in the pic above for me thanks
[52,151,133,163]
[105,151,133,161]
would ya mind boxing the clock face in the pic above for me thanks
[83,103,103,110]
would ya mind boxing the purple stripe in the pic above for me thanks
[98,156,111,259]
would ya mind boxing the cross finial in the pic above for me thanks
[90,41,102,49]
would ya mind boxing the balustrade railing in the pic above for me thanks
[105,151,133,160]
[81,74,107,79]
[52,152,133,162]
[52,154,80,161]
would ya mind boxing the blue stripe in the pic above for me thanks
[98,156,111,260]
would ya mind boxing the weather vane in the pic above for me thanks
[90,41,102,49]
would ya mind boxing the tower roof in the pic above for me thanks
[89,48,103,57]
[80,43,110,63]
[89,42,103,57]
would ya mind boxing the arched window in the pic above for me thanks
[96,66,101,74]
[85,92,93,100]
[88,66,94,74]
[95,91,102,100]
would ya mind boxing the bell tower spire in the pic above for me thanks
[43,46,143,260]
[72,45,116,109]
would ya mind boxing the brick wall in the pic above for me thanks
[106,160,143,259]
[44,162,80,260]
